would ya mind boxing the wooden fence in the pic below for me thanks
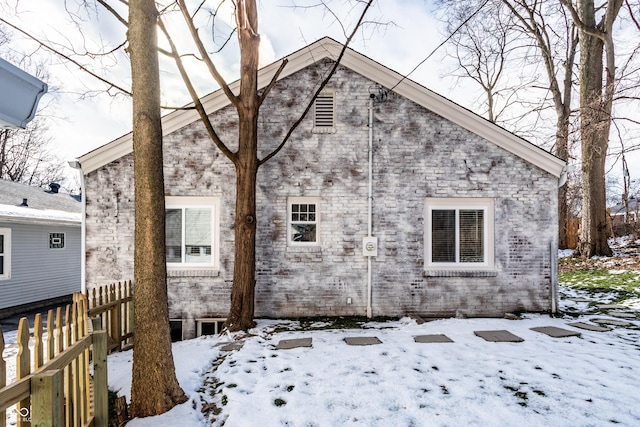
[0,294,108,427]
[86,281,134,353]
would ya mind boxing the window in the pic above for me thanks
[288,197,320,245]
[313,91,335,132]
[425,198,494,270]
[196,318,226,337]
[49,232,65,249]
[165,197,219,269]
[0,229,9,280]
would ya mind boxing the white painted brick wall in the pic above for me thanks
[84,60,558,338]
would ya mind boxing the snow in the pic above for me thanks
[3,291,640,426]
[0,203,81,223]
[111,314,639,427]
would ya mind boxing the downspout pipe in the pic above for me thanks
[69,160,86,293]
[367,95,374,318]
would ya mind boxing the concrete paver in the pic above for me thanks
[591,318,636,327]
[474,330,524,342]
[414,334,454,343]
[530,326,581,338]
[344,336,382,346]
[567,322,611,332]
[276,337,313,350]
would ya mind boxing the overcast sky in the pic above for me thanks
[1,0,638,193]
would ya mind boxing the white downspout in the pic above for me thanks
[69,160,86,292]
[367,96,374,318]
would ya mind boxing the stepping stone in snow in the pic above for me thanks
[414,334,454,343]
[344,336,382,346]
[474,330,524,343]
[567,322,611,332]
[607,311,637,319]
[591,318,636,327]
[219,341,244,352]
[597,304,627,310]
[530,326,581,338]
[276,337,312,350]
[567,298,592,302]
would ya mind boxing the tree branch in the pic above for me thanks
[0,16,132,96]
[157,16,237,164]
[176,0,240,108]
[259,0,374,166]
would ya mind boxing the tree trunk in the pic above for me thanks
[576,0,613,257]
[224,0,261,332]
[556,114,570,249]
[128,0,187,417]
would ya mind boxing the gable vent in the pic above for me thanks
[314,93,335,128]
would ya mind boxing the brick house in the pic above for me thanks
[77,38,565,339]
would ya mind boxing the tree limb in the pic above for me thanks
[259,0,374,166]
[176,0,240,108]
[157,15,237,164]
[0,16,132,96]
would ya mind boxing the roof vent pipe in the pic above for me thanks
[49,182,60,193]
[20,198,28,207]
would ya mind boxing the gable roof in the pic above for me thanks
[0,180,81,225]
[78,37,565,178]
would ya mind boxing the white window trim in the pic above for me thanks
[0,228,11,280]
[312,90,336,134]
[288,197,321,247]
[424,198,494,271]
[165,196,220,271]
[49,232,66,250]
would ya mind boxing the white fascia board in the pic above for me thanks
[332,45,566,178]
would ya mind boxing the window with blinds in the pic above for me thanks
[426,198,493,269]
[165,197,218,268]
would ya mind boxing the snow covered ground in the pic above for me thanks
[110,314,639,427]
[3,284,640,426]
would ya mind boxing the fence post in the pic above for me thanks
[31,370,64,427]
[16,318,31,427]
[1,325,6,427]
[91,317,108,427]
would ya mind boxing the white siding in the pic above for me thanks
[0,221,81,310]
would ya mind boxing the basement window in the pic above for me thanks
[169,320,183,342]
[313,91,335,133]
[196,318,226,337]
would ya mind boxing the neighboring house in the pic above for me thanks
[77,38,565,340]
[609,197,639,236]
[0,180,81,316]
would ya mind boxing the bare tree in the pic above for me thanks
[499,0,579,248]
[561,0,624,257]
[127,0,187,417]
[159,0,375,331]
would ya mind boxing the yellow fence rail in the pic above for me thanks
[87,281,134,353]
[0,294,108,427]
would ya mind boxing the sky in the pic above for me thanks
[2,276,640,426]
[1,0,639,193]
